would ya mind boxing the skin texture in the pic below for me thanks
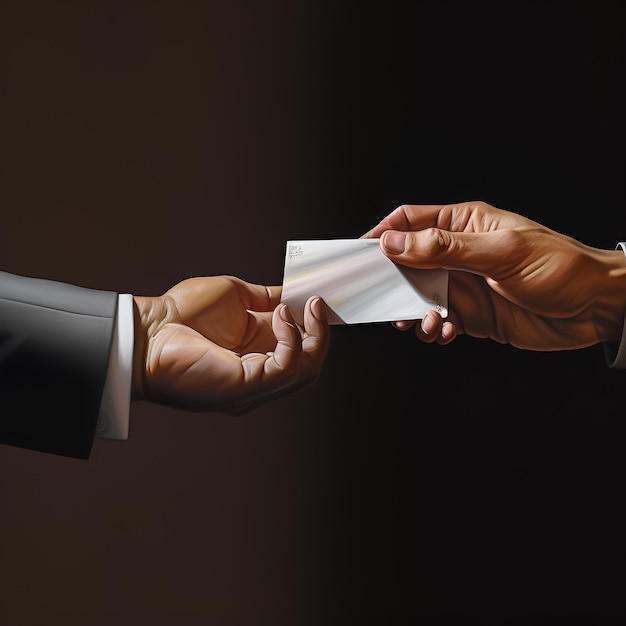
[132,276,329,413]
[363,201,626,351]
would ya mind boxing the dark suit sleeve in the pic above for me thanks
[0,271,118,458]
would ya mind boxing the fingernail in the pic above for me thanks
[382,231,406,254]
[422,312,436,335]
[441,323,455,342]
[280,304,294,324]
[312,296,326,321]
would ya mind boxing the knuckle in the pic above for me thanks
[395,204,413,228]
[418,227,449,256]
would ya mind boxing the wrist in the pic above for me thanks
[131,296,152,402]
[131,294,173,402]
[592,249,626,343]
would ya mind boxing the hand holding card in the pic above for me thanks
[280,239,448,325]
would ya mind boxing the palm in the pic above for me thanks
[137,276,328,413]
[450,271,598,351]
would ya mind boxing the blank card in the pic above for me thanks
[280,239,448,325]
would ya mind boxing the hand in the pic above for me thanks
[363,201,626,351]
[131,276,329,413]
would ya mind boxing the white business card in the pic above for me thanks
[280,239,448,325]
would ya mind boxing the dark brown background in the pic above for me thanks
[0,1,622,624]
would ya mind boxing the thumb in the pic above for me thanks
[380,229,453,269]
[380,228,512,276]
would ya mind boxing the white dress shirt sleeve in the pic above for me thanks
[605,242,626,369]
[96,293,134,439]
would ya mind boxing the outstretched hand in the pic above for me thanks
[132,276,329,413]
[363,201,626,351]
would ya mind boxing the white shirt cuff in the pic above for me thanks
[96,293,134,439]
[605,242,626,368]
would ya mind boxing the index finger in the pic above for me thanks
[361,204,445,239]
[228,296,330,413]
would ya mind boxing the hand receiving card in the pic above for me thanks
[280,239,448,325]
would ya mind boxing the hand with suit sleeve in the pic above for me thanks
[363,201,626,352]
[0,271,328,458]
[132,275,329,414]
